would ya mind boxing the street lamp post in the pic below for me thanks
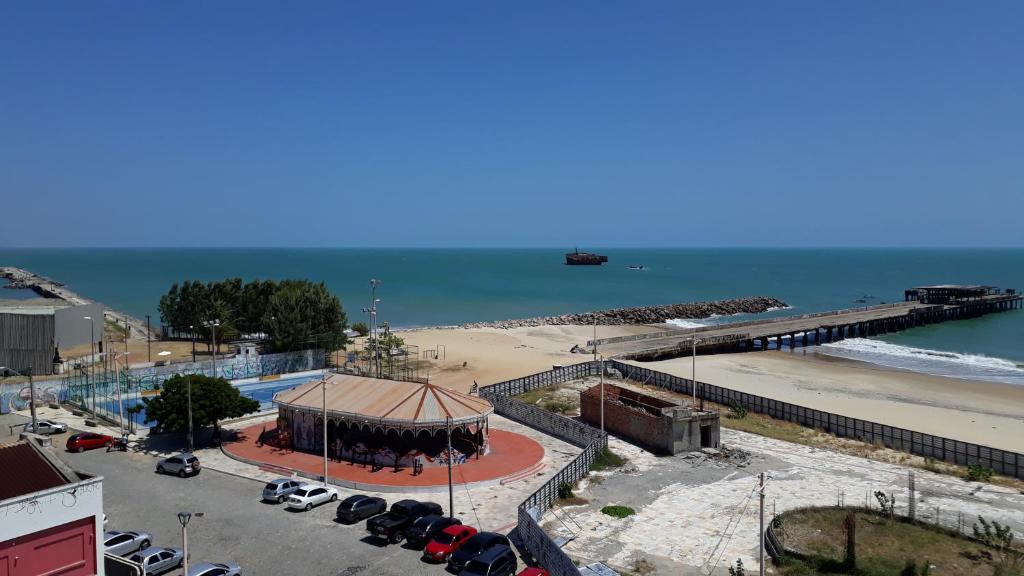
[187,374,193,452]
[599,355,605,433]
[145,315,151,362]
[322,374,328,487]
[177,512,191,575]
[189,325,196,363]
[83,316,96,416]
[203,320,220,378]
[363,280,381,378]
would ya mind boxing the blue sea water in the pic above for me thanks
[2,248,1022,382]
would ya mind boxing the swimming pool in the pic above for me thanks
[98,372,321,430]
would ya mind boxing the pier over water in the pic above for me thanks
[591,285,1023,361]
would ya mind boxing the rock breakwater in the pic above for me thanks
[461,296,787,329]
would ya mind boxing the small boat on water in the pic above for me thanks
[565,249,608,266]
[628,265,646,270]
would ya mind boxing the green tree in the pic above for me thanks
[351,322,369,337]
[143,374,260,436]
[266,280,348,352]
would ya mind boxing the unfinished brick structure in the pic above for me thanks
[580,382,720,454]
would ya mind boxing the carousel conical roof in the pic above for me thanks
[273,373,493,428]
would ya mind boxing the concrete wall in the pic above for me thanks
[0,476,104,576]
[55,303,104,350]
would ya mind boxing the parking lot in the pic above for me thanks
[4,413,515,576]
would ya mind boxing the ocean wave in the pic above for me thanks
[665,318,709,329]
[820,338,1024,384]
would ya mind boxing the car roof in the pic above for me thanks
[295,483,321,490]
[136,546,164,556]
[104,531,121,538]
[442,524,473,534]
[268,478,293,485]
[177,452,196,458]
[342,494,368,502]
[475,544,513,562]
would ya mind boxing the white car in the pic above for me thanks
[285,484,338,511]
[24,419,68,435]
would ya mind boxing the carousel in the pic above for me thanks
[271,374,493,469]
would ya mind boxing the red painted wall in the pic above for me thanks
[0,516,96,576]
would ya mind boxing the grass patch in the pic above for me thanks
[601,505,636,519]
[777,507,1013,576]
[591,447,626,471]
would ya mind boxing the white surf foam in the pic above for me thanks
[821,338,1024,385]
[665,318,709,329]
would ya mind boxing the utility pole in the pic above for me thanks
[592,316,597,362]
[145,315,152,362]
[759,472,766,576]
[446,416,454,518]
[364,280,381,378]
[189,325,196,363]
[84,316,95,417]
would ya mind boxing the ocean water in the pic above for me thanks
[1,248,1022,382]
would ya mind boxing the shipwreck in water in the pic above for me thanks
[565,249,608,266]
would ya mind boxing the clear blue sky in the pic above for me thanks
[2,1,1021,248]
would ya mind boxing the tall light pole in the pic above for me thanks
[446,416,454,518]
[111,353,129,436]
[145,315,152,362]
[599,355,605,433]
[759,472,766,576]
[322,374,329,488]
[84,316,96,416]
[203,320,220,377]
[363,280,381,378]
[189,325,196,363]
[177,512,191,576]
[186,374,193,452]
[692,337,699,410]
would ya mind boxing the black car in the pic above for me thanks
[336,495,387,523]
[406,514,461,548]
[458,544,518,576]
[366,499,444,544]
[447,532,511,573]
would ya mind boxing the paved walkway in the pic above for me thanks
[555,428,1024,575]
[222,423,545,489]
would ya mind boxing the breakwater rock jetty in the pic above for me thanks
[461,296,787,329]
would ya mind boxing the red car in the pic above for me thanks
[422,525,478,563]
[66,432,115,452]
[516,569,550,576]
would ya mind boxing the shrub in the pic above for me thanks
[351,322,369,337]
[728,401,748,419]
[591,447,626,471]
[601,505,636,519]
[965,464,994,483]
[558,481,574,500]
[728,558,745,576]
[973,516,1014,550]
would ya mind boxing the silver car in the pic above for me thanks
[128,546,183,575]
[262,478,302,503]
[156,452,201,477]
[23,419,68,435]
[103,530,152,556]
[187,561,242,576]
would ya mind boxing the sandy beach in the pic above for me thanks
[401,325,1024,453]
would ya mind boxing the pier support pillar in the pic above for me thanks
[802,333,808,347]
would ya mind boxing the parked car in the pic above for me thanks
[336,494,387,523]
[365,499,443,544]
[262,478,303,503]
[285,484,338,511]
[128,546,183,575]
[515,569,550,576]
[156,453,201,477]
[448,532,511,573]
[423,525,478,563]
[407,514,461,548]
[66,432,114,452]
[24,419,68,435]
[459,545,517,576]
[186,561,242,576]
[103,530,152,556]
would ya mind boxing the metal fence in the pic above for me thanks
[480,361,607,576]
[609,360,1024,480]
